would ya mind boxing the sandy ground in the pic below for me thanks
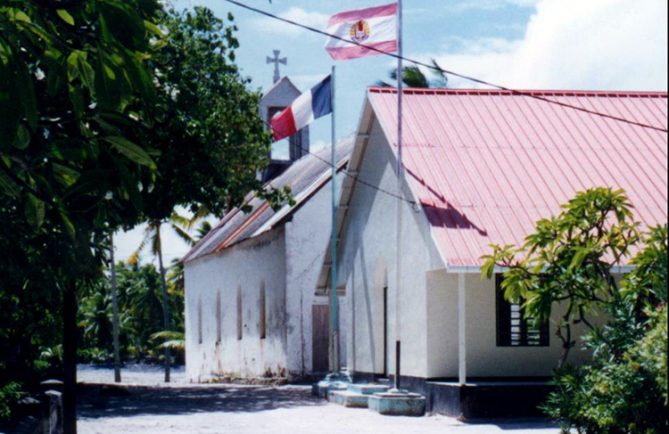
[77,366,562,434]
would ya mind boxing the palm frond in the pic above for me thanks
[196,221,212,241]
[150,330,184,341]
[429,58,449,88]
[171,223,194,246]
[401,65,429,88]
[375,80,393,88]
[188,205,210,229]
[169,212,190,228]
[150,330,185,351]
[157,339,185,350]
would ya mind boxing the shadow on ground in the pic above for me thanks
[465,419,561,431]
[78,384,324,419]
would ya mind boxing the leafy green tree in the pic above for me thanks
[2,2,163,429]
[482,189,667,433]
[542,228,667,433]
[0,2,286,430]
[482,187,642,366]
[140,7,290,220]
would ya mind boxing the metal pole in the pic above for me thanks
[394,0,404,392]
[110,234,121,383]
[330,66,340,373]
[458,273,467,385]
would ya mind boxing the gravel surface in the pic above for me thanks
[77,366,562,434]
[78,364,190,386]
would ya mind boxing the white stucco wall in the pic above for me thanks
[284,172,347,376]
[185,172,350,381]
[426,270,597,378]
[338,115,603,381]
[340,118,444,379]
[184,229,287,382]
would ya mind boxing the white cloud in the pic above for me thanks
[449,0,541,13]
[430,0,668,91]
[251,7,328,38]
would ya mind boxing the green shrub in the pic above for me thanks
[542,225,668,434]
[0,382,24,420]
[545,305,667,433]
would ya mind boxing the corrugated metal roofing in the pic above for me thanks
[183,137,354,263]
[368,88,668,269]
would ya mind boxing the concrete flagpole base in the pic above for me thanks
[368,390,426,417]
[311,368,353,399]
[329,383,391,408]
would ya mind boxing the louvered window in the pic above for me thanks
[496,274,549,347]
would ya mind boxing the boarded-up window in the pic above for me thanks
[259,283,266,339]
[197,297,203,345]
[237,286,243,340]
[216,291,221,344]
[496,274,549,347]
[312,305,329,373]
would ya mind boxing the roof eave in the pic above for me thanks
[445,264,638,274]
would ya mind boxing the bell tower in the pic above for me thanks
[259,51,310,182]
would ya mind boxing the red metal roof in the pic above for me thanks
[368,88,668,268]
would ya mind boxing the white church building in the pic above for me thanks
[182,76,352,382]
[317,88,667,416]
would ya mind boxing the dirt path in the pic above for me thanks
[77,366,561,434]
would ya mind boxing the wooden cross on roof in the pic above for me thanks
[266,49,287,84]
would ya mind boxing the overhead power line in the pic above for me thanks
[258,115,415,206]
[304,145,415,206]
[223,0,668,134]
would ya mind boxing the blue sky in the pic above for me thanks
[117,0,668,264]
[172,0,538,152]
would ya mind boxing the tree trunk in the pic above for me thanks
[62,279,78,434]
[110,234,121,383]
[156,224,171,383]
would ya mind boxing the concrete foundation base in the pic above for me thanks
[312,371,353,399]
[329,390,370,408]
[347,384,390,395]
[329,383,392,408]
[314,381,348,399]
[352,372,554,418]
[368,392,426,417]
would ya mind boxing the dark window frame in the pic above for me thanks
[496,274,549,347]
[197,297,203,345]
[259,283,266,340]
[237,286,243,341]
[216,291,222,344]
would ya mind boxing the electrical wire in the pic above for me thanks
[303,144,415,206]
[223,0,668,134]
[259,114,415,206]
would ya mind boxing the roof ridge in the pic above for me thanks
[367,87,668,98]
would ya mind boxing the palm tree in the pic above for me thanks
[150,220,212,364]
[129,212,195,382]
[109,234,121,383]
[377,59,449,88]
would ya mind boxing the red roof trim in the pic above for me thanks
[368,87,668,98]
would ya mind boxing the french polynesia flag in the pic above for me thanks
[271,75,332,142]
[325,3,398,61]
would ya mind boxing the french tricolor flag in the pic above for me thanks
[271,75,332,142]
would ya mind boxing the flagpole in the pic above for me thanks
[394,0,404,392]
[330,65,340,374]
